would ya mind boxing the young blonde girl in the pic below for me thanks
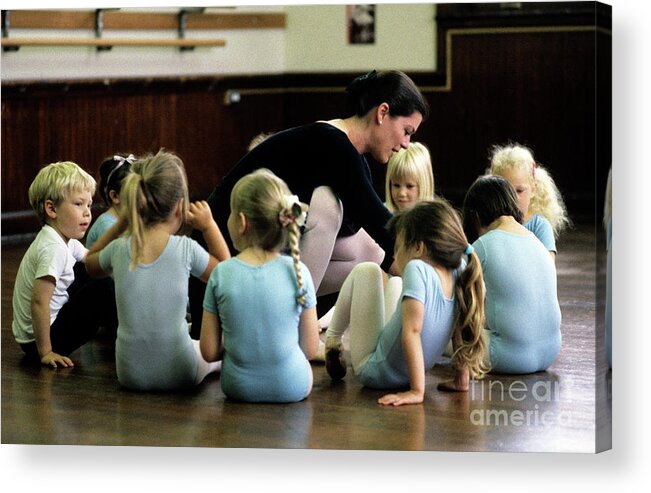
[86,150,230,391]
[200,169,320,403]
[385,142,435,213]
[489,143,570,257]
[324,198,488,406]
[85,153,135,248]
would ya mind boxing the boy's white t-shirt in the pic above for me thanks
[12,224,87,344]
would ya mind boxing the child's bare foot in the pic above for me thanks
[437,380,468,392]
[437,366,469,392]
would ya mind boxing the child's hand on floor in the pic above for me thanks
[378,389,424,406]
[41,351,74,369]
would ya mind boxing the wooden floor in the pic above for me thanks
[1,224,611,452]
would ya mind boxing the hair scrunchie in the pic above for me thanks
[346,69,378,94]
[278,194,308,228]
[465,244,474,256]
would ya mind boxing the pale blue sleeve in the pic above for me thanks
[185,237,210,278]
[203,267,219,314]
[399,261,427,304]
[525,215,556,253]
[98,239,119,276]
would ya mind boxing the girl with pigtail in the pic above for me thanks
[200,169,320,403]
[489,143,571,258]
[324,198,488,406]
[86,150,230,391]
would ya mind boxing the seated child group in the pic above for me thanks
[11,139,569,406]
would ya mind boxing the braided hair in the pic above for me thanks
[230,169,309,306]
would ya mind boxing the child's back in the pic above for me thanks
[200,168,319,403]
[204,255,316,402]
[100,235,209,390]
[86,150,227,390]
[473,229,561,373]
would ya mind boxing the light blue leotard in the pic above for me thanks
[100,235,209,390]
[86,211,117,248]
[524,214,556,253]
[356,259,459,390]
[203,255,316,403]
[473,230,561,374]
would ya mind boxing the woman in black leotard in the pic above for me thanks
[189,70,428,334]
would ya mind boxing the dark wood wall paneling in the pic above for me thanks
[1,2,611,237]
[430,1,611,213]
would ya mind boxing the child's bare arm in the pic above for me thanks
[378,297,425,406]
[187,201,230,282]
[31,277,73,368]
[200,309,222,363]
[85,215,128,278]
[298,306,319,360]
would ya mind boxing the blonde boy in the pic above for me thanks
[12,161,114,368]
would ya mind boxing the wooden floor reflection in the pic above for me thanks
[1,224,611,452]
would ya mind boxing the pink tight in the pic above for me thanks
[300,186,385,297]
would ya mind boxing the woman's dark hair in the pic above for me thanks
[97,153,134,206]
[345,70,429,120]
[462,175,524,243]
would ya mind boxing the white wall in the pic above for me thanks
[0,6,287,81]
[0,3,437,81]
[285,3,436,73]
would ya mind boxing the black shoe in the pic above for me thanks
[325,339,347,380]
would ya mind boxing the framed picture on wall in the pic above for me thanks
[347,4,376,44]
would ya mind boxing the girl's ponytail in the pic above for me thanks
[121,172,148,270]
[121,150,189,270]
[453,249,489,380]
